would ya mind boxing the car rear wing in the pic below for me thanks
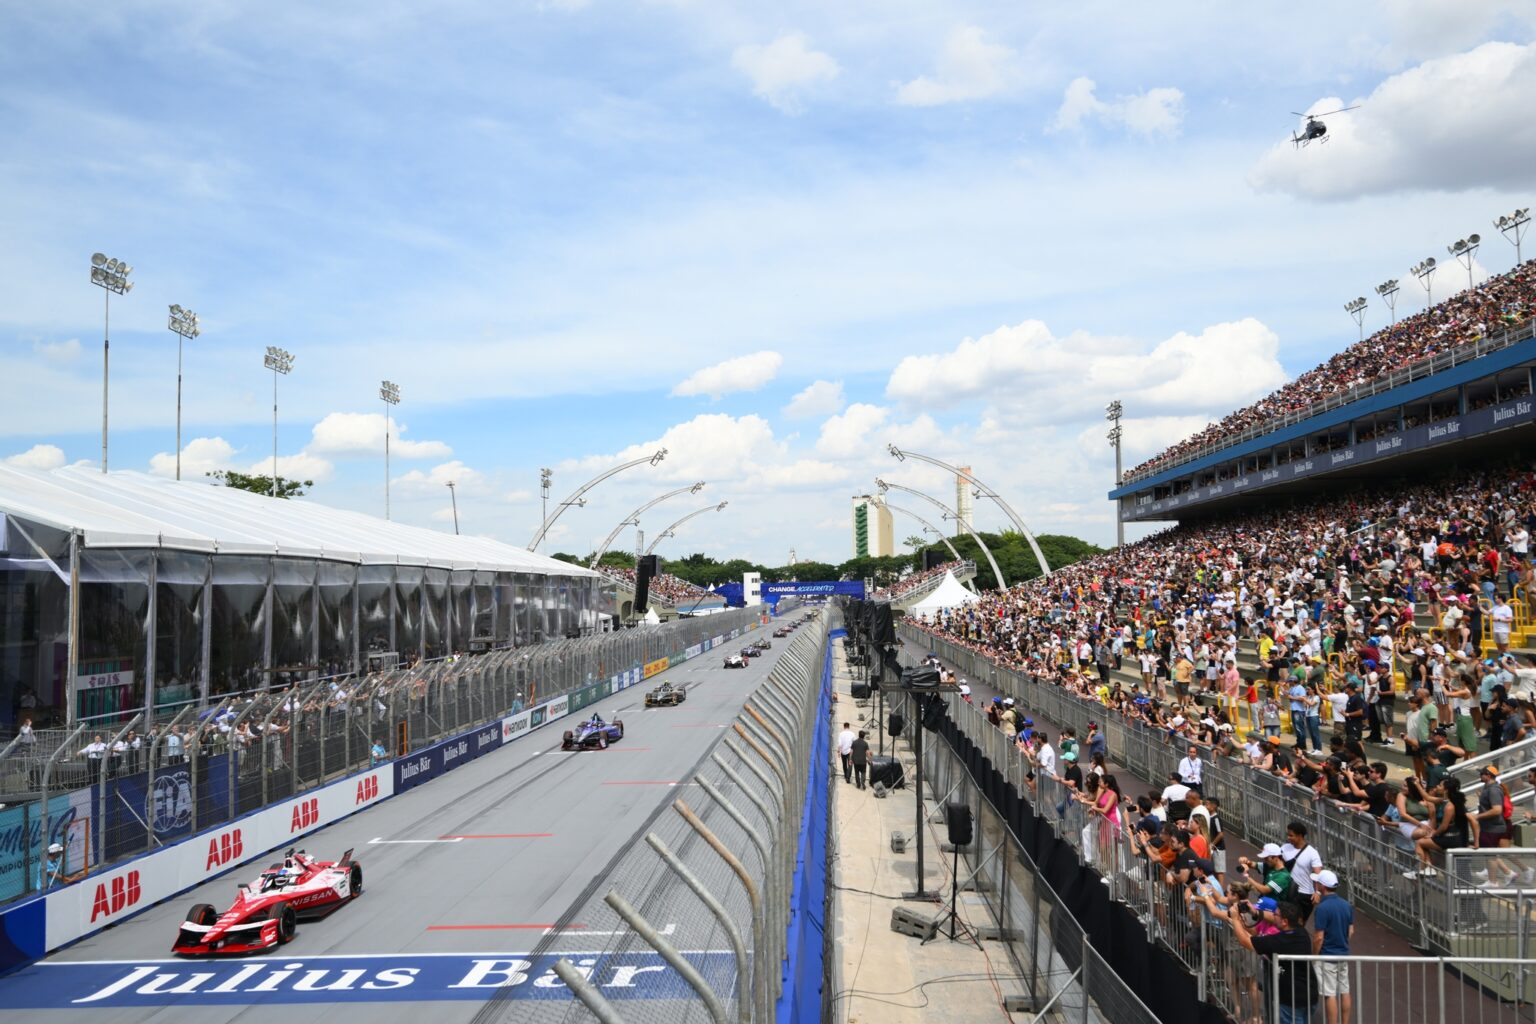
[338,848,354,866]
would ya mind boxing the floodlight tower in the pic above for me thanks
[1410,257,1438,309]
[1375,279,1399,331]
[1447,235,1481,293]
[1105,400,1124,549]
[89,253,133,472]
[528,449,668,551]
[263,346,294,497]
[1494,208,1530,264]
[380,380,400,519]
[166,304,201,480]
[446,480,459,534]
[1344,297,1368,343]
[644,501,728,556]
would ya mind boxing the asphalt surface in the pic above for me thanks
[1,624,801,1021]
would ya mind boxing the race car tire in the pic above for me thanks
[274,904,297,944]
[349,863,363,898]
[597,733,608,750]
[613,720,624,739]
[186,903,217,926]
[562,730,574,750]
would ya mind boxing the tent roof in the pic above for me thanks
[0,465,598,577]
[911,570,979,613]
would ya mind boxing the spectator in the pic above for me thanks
[850,730,870,790]
[837,722,855,784]
[1219,897,1316,1024]
[1311,870,1353,1024]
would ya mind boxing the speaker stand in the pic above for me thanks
[922,843,981,949]
[901,691,940,902]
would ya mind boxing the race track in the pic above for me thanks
[0,628,798,1021]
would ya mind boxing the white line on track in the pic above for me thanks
[368,837,465,845]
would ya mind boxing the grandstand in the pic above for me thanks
[1113,258,1535,525]
[592,563,728,619]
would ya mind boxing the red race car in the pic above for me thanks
[172,848,362,956]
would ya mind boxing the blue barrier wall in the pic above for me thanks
[777,627,839,1024]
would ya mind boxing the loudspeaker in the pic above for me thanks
[634,554,661,613]
[887,712,905,737]
[922,549,945,571]
[869,755,905,789]
[922,695,948,732]
[945,802,974,846]
[851,683,871,700]
[902,665,940,690]
[871,605,896,646]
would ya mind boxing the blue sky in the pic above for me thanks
[4,1,1536,564]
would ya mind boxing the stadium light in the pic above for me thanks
[1105,400,1124,548]
[1344,297,1368,343]
[644,501,728,556]
[1409,257,1438,308]
[166,304,201,481]
[1447,235,1481,293]
[1375,279,1400,330]
[590,482,706,567]
[528,449,668,551]
[1494,208,1530,264]
[380,380,400,520]
[445,479,459,535]
[875,478,1008,589]
[90,252,133,472]
[885,445,1051,576]
[263,346,294,498]
[538,468,553,551]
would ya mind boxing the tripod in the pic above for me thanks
[923,837,981,948]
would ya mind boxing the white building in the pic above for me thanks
[850,497,894,558]
[955,466,975,537]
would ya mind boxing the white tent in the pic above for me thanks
[911,570,979,614]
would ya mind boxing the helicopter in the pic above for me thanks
[1290,105,1360,148]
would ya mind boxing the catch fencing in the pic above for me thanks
[0,609,761,905]
[478,611,832,1024]
[903,623,1536,1013]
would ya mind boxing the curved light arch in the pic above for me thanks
[644,501,729,557]
[527,448,667,551]
[590,482,706,567]
[874,480,1007,591]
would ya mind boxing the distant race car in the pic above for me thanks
[743,646,763,658]
[753,639,772,650]
[645,682,687,707]
[723,652,747,668]
[173,848,361,956]
[562,714,625,750]
[773,628,790,637]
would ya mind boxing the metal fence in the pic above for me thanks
[904,686,1163,1024]
[1,608,763,904]
[481,611,832,1024]
[902,623,1536,1010]
[1271,956,1536,1024]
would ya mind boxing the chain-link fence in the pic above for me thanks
[1,608,764,904]
[905,623,1536,1017]
[471,611,830,1024]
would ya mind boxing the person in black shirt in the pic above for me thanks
[1343,682,1367,743]
[850,731,870,790]
[1211,895,1316,1022]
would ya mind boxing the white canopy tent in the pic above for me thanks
[910,570,980,615]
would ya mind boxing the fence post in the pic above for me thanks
[553,958,627,1024]
[646,831,753,1024]
[605,890,727,1024]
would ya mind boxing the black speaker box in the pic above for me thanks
[851,683,871,700]
[921,695,948,731]
[887,712,905,737]
[922,549,945,571]
[635,554,661,613]
[902,665,941,689]
[945,802,974,846]
[869,756,905,790]
[871,604,896,646]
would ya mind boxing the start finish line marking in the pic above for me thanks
[12,951,735,1008]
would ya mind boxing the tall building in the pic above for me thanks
[955,466,975,537]
[851,497,894,558]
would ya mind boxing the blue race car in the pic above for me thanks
[562,714,625,750]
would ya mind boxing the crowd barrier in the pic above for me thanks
[0,609,764,970]
[482,610,832,1024]
[902,623,1536,1009]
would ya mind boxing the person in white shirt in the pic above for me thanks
[1492,597,1514,653]
[836,723,856,784]
[957,679,972,702]
[1281,822,1323,913]
[1178,745,1204,789]
[1034,733,1057,778]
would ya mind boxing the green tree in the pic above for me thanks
[903,534,926,551]
[595,551,636,570]
[207,470,312,499]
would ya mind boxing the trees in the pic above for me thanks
[206,470,313,499]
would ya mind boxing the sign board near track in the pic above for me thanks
[643,657,670,679]
[761,581,865,598]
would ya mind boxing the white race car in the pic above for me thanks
[723,652,747,669]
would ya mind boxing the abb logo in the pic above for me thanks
[290,798,321,833]
[205,829,245,870]
[355,775,380,805]
[89,870,142,923]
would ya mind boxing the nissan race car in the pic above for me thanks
[562,713,625,750]
[644,682,687,707]
[723,652,747,668]
[173,849,361,956]
[743,646,763,658]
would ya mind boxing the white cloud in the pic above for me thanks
[887,318,1286,420]
[671,351,783,400]
[1048,77,1185,136]
[1250,41,1536,199]
[815,403,889,458]
[5,443,67,470]
[392,459,485,495]
[307,412,452,459]
[732,33,840,113]
[502,488,533,504]
[149,436,239,479]
[782,379,845,419]
[896,26,1015,106]
[243,451,335,484]
[748,459,850,489]
[582,413,784,484]
[33,338,80,362]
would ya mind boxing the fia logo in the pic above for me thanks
[148,770,194,834]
